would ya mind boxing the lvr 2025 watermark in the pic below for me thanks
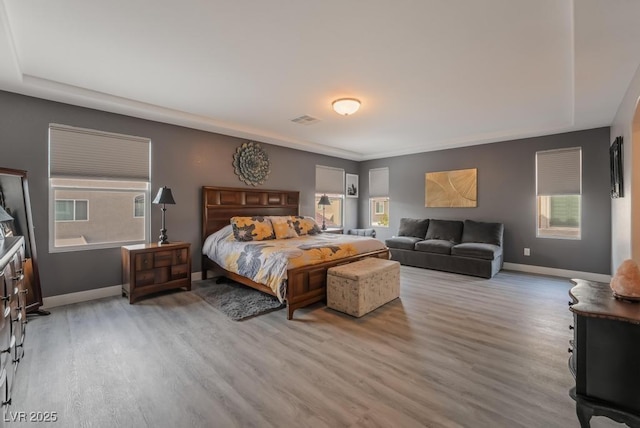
[4,411,58,423]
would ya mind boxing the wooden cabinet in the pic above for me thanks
[0,236,27,410]
[568,279,640,427]
[122,242,191,303]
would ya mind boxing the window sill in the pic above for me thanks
[537,228,581,240]
[49,239,147,253]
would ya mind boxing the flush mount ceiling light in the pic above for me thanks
[332,98,361,116]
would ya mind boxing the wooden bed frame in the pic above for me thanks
[201,186,389,320]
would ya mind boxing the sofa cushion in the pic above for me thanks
[385,236,422,250]
[398,218,430,238]
[425,219,463,243]
[461,220,504,246]
[415,239,455,255]
[452,243,502,261]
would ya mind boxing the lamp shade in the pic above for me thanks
[332,98,361,116]
[152,186,176,205]
[0,206,13,222]
[318,195,331,206]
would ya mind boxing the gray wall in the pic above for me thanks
[0,90,358,297]
[358,128,612,275]
[0,89,613,299]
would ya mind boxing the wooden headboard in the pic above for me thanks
[202,186,300,241]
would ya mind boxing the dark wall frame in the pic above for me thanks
[610,136,624,198]
[0,167,44,313]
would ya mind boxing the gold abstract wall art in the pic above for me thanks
[425,168,477,207]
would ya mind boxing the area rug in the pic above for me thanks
[192,278,285,321]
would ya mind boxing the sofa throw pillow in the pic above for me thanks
[461,220,504,246]
[425,219,464,243]
[290,216,322,236]
[398,218,430,238]
[269,216,299,239]
[230,216,275,242]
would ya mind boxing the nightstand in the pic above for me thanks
[121,242,191,303]
[324,228,344,234]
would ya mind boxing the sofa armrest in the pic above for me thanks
[347,228,376,238]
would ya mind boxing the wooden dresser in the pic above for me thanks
[0,236,28,410]
[568,279,640,427]
[122,242,191,303]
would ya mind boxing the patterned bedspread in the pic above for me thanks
[202,225,387,301]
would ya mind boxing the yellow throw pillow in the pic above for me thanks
[290,216,322,236]
[269,216,299,239]
[230,216,275,242]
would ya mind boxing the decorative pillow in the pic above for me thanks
[425,219,464,243]
[398,218,430,238]
[290,216,322,236]
[230,216,275,242]
[461,220,504,246]
[269,216,299,239]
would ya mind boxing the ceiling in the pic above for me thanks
[1,0,639,161]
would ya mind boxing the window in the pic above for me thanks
[50,179,149,249]
[55,200,88,221]
[369,167,389,227]
[536,147,581,239]
[315,165,345,229]
[49,124,151,251]
[314,194,344,228]
[134,194,145,218]
[370,197,389,226]
[374,200,385,215]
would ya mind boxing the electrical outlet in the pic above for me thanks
[524,248,530,256]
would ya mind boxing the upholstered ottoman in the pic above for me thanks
[327,258,400,317]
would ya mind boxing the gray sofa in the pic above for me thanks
[385,218,504,278]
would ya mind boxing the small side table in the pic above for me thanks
[122,242,191,303]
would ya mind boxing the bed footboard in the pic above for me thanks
[203,249,389,320]
[285,249,389,319]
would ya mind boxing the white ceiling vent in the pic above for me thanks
[291,115,320,125]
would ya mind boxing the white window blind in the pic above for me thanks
[369,167,389,197]
[49,124,151,181]
[315,165,344,194]
[536,147,581,196]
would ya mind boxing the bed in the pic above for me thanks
[201,186,390,319]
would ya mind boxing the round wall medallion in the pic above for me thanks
[232,141,270,186]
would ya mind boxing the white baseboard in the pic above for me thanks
[42,271,203,309]
[41,267,608,309]
[503,262,611,283]
[42,285,122,309]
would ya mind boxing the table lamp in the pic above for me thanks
[152,186,176,245]
[318,194,331,231]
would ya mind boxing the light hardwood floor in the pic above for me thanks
[10,267,621,427]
